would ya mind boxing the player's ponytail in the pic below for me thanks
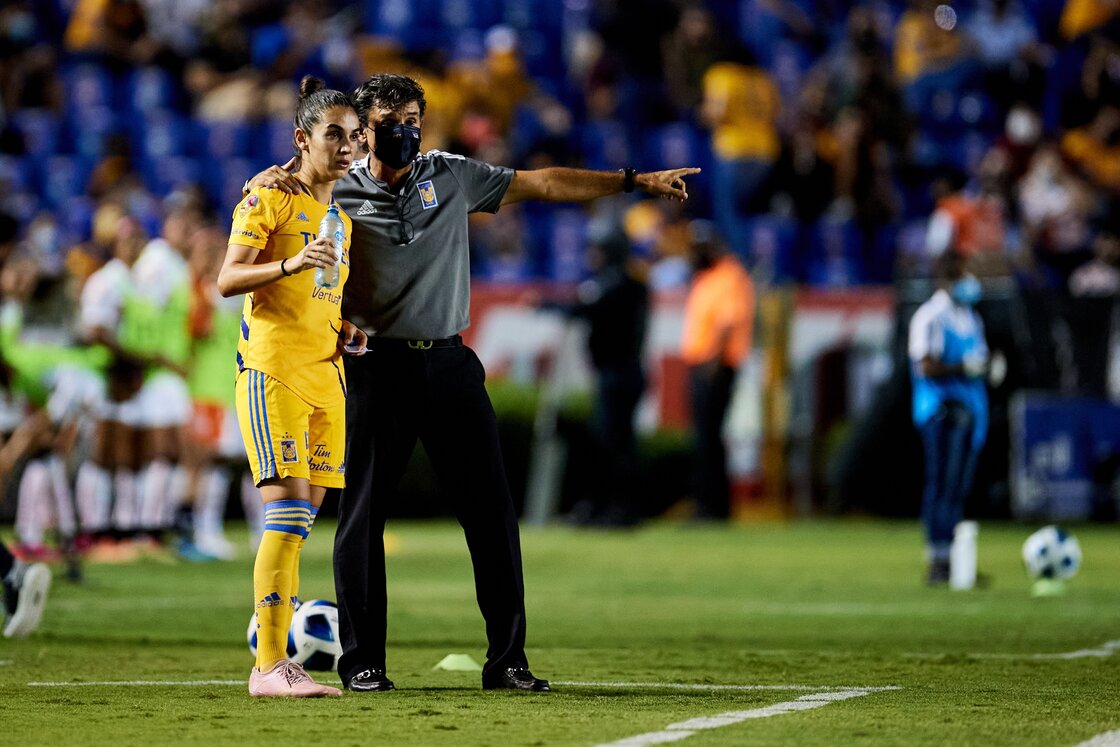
[293,75,354,155]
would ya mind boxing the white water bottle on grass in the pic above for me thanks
[315,205,344,289]
[950,521,978,590]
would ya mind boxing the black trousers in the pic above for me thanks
[334,344,528,682]
[688,363,737,519]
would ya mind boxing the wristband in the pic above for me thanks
[620,167,636,193]
[280,258,291,276]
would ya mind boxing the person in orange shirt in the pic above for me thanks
[680,221,755,520]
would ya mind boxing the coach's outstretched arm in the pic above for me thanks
[501,167,700,205]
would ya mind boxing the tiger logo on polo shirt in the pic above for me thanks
[417,180,438,209]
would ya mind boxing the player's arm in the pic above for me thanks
[216,240,338,297]
[501,166,701,206]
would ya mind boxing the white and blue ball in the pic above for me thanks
[247,611,297,659]
[1022,526,1081,580]
[289,599,342,671]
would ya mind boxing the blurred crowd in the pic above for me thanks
[1,0,1120,547]
[0,0,1116,292]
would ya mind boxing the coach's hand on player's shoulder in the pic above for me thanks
[337,319,369,357]
[245,156,303,195]
[638,167,702,202]
[290,237,338,273]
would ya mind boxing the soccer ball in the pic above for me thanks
[1022,526,1082,580]
[247,611,297,660]
[290,599,342,671]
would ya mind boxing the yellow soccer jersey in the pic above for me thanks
[229,185,352,408]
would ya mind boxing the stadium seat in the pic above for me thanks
[126,66,179,113]
[252,118,297,166]
[62,63,115,114]
[545,207,588,283]
[70,106,118,161]
[579,120,632,172]
[41,155,92,209]
[10,110,61,157]
[193,120,252,161]
[133,111,189,161]
[805,217,867,287]
[140,155,202,196]
[742,215,798,283]
[208,157,260,211]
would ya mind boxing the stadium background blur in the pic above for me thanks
[1,0,1119,531]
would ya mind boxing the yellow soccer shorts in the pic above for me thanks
[235,369,346,489]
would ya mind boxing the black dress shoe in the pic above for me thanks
[346,669,395,692]
[482,667,550,691]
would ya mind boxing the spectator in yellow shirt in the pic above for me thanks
[700,47,781,255]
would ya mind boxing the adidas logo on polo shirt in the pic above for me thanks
[356,200,377,216]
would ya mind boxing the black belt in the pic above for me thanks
[367,335,462,351]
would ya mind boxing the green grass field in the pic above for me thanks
[2,519,1119,746]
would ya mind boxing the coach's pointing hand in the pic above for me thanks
[638,167,701,202]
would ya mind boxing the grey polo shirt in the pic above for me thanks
[334,151,513,339]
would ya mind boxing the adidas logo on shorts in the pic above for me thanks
[356,200,377,216]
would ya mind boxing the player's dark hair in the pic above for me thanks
[934,250,966,283]
[351,73,426,128]
[293,75,354,154]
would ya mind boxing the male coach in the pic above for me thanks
[248,73,699,693]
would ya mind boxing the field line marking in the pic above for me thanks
[595,688,897,747]
[28,680,243,687]
[1073,729,1120,747]
[905,640,1120,661]
[556,681,899,692]
[0,660,11,666]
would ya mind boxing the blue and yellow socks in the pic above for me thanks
[253,499,311,669]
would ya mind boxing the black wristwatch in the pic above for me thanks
[620,167,637,193]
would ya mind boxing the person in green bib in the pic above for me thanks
[182,225,262,559]
[116,205,198,550]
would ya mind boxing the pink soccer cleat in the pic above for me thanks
[249,661,342,698]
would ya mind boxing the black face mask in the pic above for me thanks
[372,123,421,169]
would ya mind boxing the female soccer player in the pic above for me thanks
[218,76,365,698]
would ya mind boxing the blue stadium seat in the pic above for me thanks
[439,0,500,34]
[579,120,632,172]
[251,23,291,69]
[141,155,202,196]
[41,156,92,209]
[805,217,866,287]
[62,64,115,114]
[127,66,178,113]
[61,196,96,244]
[254,118,296,166]
[0,155,32,193]
[545,207,588,283]
[71,106,118,160]
[364,0,440,47]
[10,109,61,157]
[208,157,259,211]
[742,215,798,282]
[642,123,705,173]
[133,111,189,160]
[193,120,252,161]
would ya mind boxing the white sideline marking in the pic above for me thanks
[29,680,243,687]
[595,688,897,747]
[1075,729,1120,747]
[556,681,898,692]
[910,640,1120,661]
[0,660,12,666]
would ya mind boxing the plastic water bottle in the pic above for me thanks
[314,205,345,289]
[949,521,978,590]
